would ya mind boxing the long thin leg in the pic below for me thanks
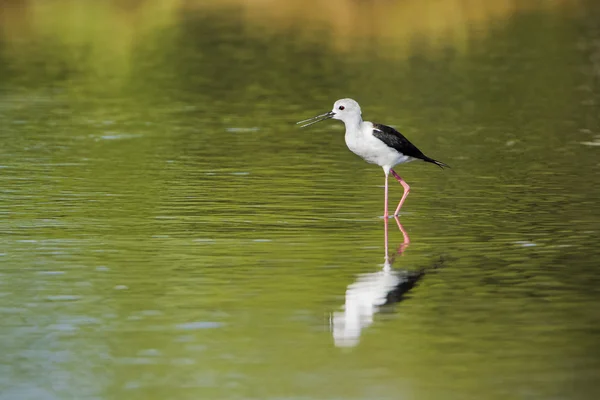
[384,172,389,261]
[384,212,389,264]
[384,172,389,219]
[390,169,410,216]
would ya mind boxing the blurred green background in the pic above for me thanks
[1,0,600,399]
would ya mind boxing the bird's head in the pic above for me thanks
[331,98,361,123]
[297,98,362,128]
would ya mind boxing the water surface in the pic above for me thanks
[1,1,600,399]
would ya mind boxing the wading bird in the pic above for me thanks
[297,98,448,217]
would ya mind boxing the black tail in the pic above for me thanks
[424,157,450,169]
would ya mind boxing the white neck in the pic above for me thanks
[342,114,363,132]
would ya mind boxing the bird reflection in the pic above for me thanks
[331,217,424,348]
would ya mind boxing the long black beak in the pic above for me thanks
[296,111,335,128]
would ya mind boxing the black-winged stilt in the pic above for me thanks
[297,98,448,218]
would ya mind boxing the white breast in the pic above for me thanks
[344,121,412,168]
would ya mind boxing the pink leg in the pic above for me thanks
[384,173,389,261]
[384,212,389,263]
[390,169,410,215]
[384,172,389,219]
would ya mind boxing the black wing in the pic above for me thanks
[372,123,449,169]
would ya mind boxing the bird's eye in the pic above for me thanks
[338,106,345,110]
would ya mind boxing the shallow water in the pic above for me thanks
[1,1,600,399]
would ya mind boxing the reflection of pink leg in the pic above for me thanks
[394,216,410,255]
[387,217,410,266]
[390,169,410,215]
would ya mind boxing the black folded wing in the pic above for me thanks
[372,123,449,168]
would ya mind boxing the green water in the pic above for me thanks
[1,1,600,399]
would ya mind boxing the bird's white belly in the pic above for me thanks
[345,131,412,168]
